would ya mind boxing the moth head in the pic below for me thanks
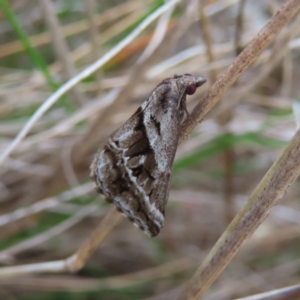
[175,74,207,96]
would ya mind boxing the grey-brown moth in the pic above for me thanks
[90,74,206,236]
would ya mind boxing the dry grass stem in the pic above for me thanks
[16,89,119,152]
[199,0,217,83]
[85,0,102,93]
[281,53,293,98]
[0,205,97,262]
[234,284,300,300]
[179,0,300,143]
[234,0,246,56]
[0,182,94,227]
[0,258,191,291]
[40,0,85,106]
[137,0,175,63]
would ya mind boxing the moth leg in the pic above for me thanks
[182,100,190,119]
[184,105,190,118]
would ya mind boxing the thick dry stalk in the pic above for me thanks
[178,118,300,299]
[179,0,300,143]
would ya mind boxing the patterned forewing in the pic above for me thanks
[92,96,181,236]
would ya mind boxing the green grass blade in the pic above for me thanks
[0,0,58,90]
[174,132,286,172]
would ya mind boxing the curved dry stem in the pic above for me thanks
[65,206,123,273]
[0,206,122,277]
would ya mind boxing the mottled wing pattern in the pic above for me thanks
[91,83,181,236]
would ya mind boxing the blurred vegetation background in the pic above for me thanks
[0,0,300,299]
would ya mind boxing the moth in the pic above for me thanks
[90,74,206,236]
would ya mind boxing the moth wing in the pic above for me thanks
[91,94,181,236]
